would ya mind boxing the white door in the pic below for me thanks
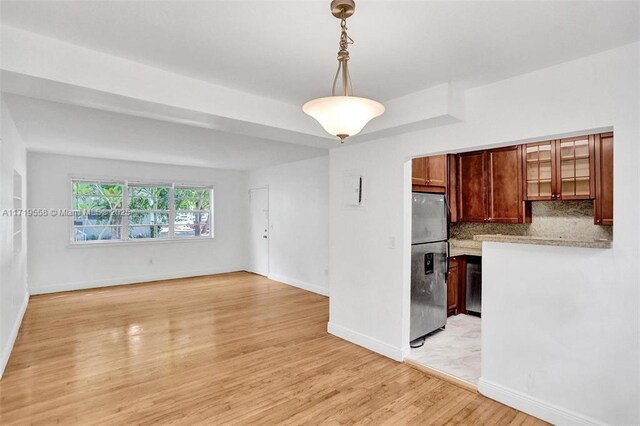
[249,188,269,276]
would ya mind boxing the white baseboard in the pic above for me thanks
[0,291,29,379]
[268,273,329,297]
[29,266,245,295]
[478,378,601,425]
[327,321,405,362]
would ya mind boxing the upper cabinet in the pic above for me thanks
[594,132,613,225]
[523,137,595,201]
[412,154,458,222]
[411,157,428,186]
[425,155,447,187]
[412,155,447,190]
[487,146,527,223]
[557,136,595,200]
[524,141,555,200]
[458,147,529,223]
[457,151,487,222]
[414,132,611,226]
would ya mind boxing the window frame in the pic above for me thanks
[69,177,214,246]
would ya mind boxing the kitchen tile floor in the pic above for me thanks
[407,314,481,384]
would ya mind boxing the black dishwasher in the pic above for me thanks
[465,256,482,315]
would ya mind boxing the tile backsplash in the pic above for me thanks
[450,200,613,241]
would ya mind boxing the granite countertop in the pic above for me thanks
[472,234,613,249]
[448,239,482,257]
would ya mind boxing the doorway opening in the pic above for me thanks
[405,156,481,387]
[248,187,269,276]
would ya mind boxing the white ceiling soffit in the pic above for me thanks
[1,71,331,149]
[3,93,328,171]
[0,25,464,146]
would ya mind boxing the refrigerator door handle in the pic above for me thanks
[445,242,450,278]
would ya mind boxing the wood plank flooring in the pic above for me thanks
[0,272,544,425]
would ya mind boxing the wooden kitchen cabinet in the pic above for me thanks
[426,155,447,187]
[457,151,487,222]
[447,154,458,223]
[413,154,458,222]
[594,132,613,225]
[523,141,555,200]
[487,146,528,223]
[411,157,427,185]
[556,135,595,200]
[447,256,461,317]
[523,137,595,201]
[412,154,447,192]
[458,147,529,223]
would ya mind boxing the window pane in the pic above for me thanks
[129,225,169,239]
[575,158,590,178]
[539,161,552,180]
[574,139,589,157]
[72,182,123,209]
[560,142,574,159]
[129,212,169,225]
[175,188,210,210]
[74,226,123,242]
[576,178,590,195]
[175,211,211,238]
[72,181,124,242]
[127,186,170,240]
[128,186,170,210]
[539,180,552,197]
[562,179,575,196]
[73,210,124,226]
[538,145,552,161]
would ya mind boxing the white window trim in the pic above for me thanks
[69,178,214,246]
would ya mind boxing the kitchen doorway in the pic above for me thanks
[406,155,482,388]
[248,187,269,276]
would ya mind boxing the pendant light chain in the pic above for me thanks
[331,11,354,96]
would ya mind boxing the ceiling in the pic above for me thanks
[4,94,327,170]
[2,1,639,106]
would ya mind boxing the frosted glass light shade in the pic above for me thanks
[303,96,385,139]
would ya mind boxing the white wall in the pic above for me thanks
[27,152,247,294]
[0,99,29,378]
[328,42,639,424]
[247,156,329,296]
[480,242,634,424]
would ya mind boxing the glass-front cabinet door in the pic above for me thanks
[557,136,595,200]
[524,141,554,200]
[524,137,595,201]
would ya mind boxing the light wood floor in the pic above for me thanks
[0,272,544,425]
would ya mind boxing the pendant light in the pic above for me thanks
[303,0,385,143]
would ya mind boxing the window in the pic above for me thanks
[128,185,170,239]
[174,187,211,238]
[72,181,124,242]
[71,180,213,244]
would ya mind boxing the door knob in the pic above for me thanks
[263,235,268,239]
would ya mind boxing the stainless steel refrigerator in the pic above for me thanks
[411,192,448,342]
